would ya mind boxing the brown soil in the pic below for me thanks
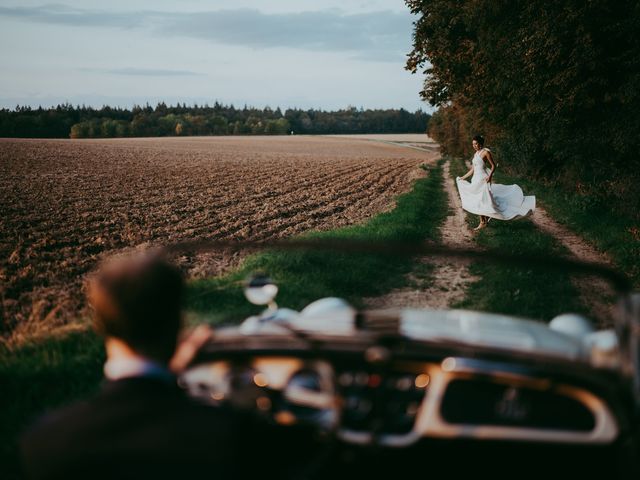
[0,136,433,340]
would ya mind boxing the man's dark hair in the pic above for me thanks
[472,135,485,147]
[89,252,184,362]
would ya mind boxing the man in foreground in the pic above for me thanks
[20,252,262,479]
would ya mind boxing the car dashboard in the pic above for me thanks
[180,330,623,448]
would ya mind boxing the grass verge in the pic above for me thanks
[448,156,586,320]
[1,159,448,478]
[0,332,104,479]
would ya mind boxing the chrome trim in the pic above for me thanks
[410,358,618,445]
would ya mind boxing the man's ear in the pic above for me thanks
[87,278,119,333]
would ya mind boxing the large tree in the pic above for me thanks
[406,0,640,210]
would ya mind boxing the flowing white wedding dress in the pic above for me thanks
[456,149,535,220]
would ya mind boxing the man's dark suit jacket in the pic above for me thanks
[20,376,265,480]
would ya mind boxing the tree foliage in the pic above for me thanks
[406,0,640,215]
[0,103,430,139]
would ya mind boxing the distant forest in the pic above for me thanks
[0,103,430,138]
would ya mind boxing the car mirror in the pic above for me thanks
[244,273,278,309]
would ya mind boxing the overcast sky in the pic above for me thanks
[0,1,430,112]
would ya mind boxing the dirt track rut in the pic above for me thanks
[365,159,477,310]
[531,208,616,326]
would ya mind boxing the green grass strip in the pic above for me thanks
[448,156,586,320]
[0,159,448,478]
[0,331,104,478]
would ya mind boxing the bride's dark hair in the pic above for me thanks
[472,135,485,146]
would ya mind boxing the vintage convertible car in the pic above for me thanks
[177,242,640,478]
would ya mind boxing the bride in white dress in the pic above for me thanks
[456,135,535,230]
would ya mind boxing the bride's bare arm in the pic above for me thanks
[459,165,473,180]
[484,150,496,183]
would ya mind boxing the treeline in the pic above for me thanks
[406,0,640,217]
[0,103,430,139]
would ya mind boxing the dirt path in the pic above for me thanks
[531,208,616,326]
[365,152,615,326]
[365,159,477,309]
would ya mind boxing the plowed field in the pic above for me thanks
[0,135,437,339]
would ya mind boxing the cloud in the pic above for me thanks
[158,9,411,58]
[0,5,413,62]
[81,67,204,77]
[0,4,145,28]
